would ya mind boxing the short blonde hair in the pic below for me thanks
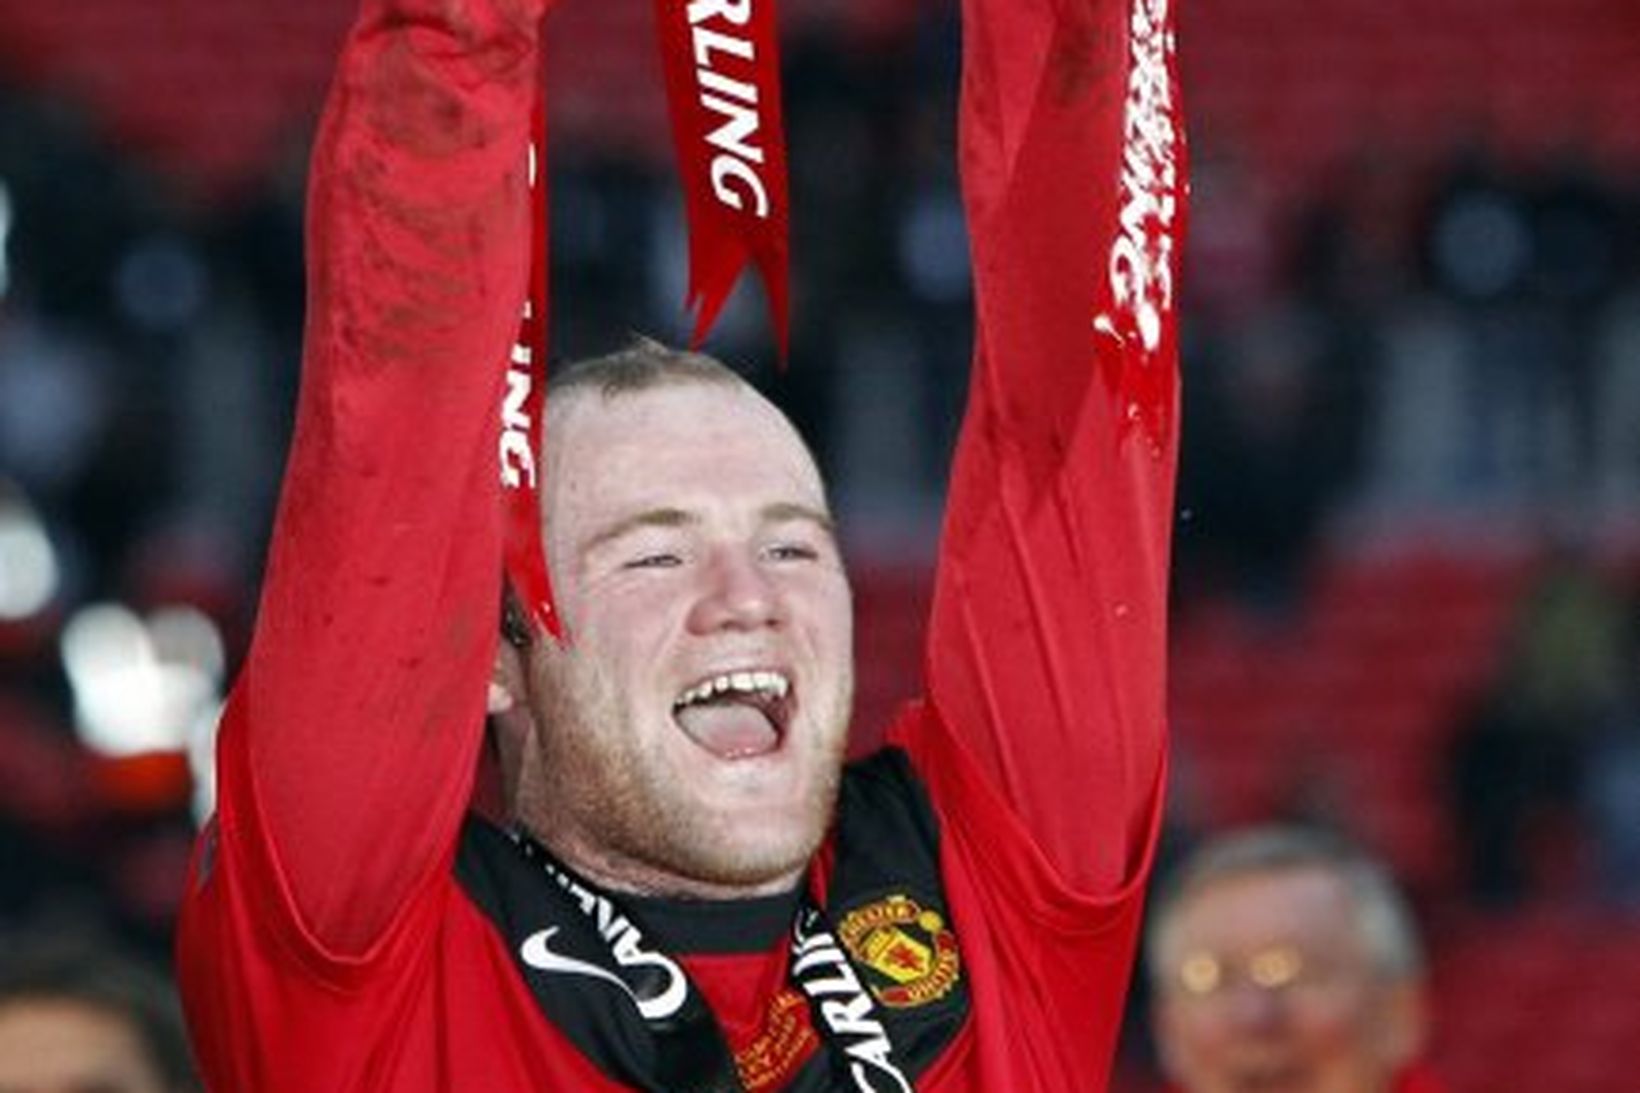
[547,335,748,400]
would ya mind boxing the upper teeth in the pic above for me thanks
[674,670,791,708]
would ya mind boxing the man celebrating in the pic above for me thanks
[176,0,1185,1089]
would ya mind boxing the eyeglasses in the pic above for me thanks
[1168,945,1347,1003]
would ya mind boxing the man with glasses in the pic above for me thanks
[1146,826,1439,1093]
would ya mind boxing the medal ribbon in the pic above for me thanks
[653,0,792,355]
[502,3,793,641]
[500,96,563,642]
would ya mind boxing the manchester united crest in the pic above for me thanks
[837,894,962,1009]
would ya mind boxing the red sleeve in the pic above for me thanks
[899,702,1164,1088]
[903,0,1185,895]
[200,0,546,958]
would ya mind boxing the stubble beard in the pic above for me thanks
[518,654,853,898]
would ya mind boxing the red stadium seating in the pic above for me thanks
[1429,909,1640,1090]
[2,0,1639,197]
[1169,542,1535,889]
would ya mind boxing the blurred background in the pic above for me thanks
[0,0,1636,1088]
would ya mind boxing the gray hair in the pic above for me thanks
[1145,825,1425,987]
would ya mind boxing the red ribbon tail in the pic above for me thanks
[655,0,791,357]
[500,93,564,644]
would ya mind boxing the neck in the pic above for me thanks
[519,821,808,903]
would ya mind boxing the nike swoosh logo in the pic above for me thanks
[519,928,644,1005]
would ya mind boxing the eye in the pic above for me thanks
[764,542,819,563]
[625,552,683,570]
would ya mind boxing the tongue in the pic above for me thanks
[675,702,778,758]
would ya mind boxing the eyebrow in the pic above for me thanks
[579,507,695,557]
[579,502,836,557]
[761,501,837,537]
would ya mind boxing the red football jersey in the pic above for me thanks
[175,0,1184,1088]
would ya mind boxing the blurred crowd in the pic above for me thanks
[1176,140,1640,608]
[1,6,1638,1089]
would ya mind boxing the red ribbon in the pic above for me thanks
[653,0,791,354]
[500,96,564,643]
[501,2,793,643]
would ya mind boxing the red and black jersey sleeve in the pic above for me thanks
[186,0,547,962]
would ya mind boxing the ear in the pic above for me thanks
[1150,996,1188,1084]
[1378,978,1430,1070]
[488,638,541,819]
[489,639,528,716]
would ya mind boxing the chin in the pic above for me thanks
[679,802,831,889]
[693,848,811,891]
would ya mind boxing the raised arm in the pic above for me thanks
[922,0,1184,894]
[214,0,545,954]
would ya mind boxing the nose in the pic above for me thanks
[1221,981,1289,1033]
[686,546,784,634]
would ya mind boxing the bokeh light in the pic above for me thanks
[60,602,224,758]
[0,486,58,621]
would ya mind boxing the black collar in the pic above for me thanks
[623,886,802,956]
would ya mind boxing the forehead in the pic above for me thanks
[544,382,825,523]
[1163,866,1365,962]
[0,999,156,1087]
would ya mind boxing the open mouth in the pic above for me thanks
[671,669,794,760]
